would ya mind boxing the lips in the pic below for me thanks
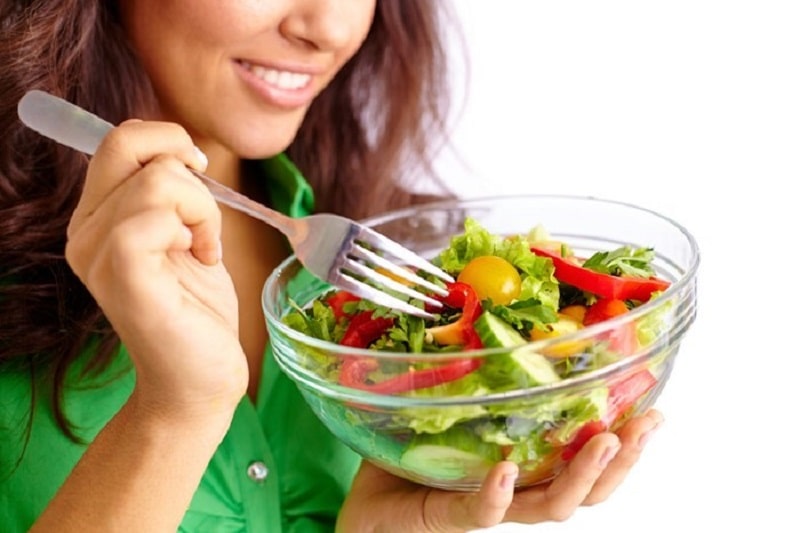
[234,58,320,109]
[237,60,312,90]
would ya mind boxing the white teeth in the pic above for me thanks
[241,62,311,90]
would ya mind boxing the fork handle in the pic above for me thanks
[188,170,298,236]
[17,90,299,238]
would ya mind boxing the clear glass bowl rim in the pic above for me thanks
[262,194,700,391]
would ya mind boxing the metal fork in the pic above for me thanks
[17,90,453,318]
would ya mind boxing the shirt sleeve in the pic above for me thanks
[0,348,135,532]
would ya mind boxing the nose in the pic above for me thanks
[279,0,374,51]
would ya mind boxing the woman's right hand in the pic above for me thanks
[65,120,247,423]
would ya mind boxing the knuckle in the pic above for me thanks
[65,217,79,242]
[547,503,576,523]
[543,493,577,523]
[582,492,609,507]
[83,256,107,301]
[205,194,222,223]
[472,513,499,530]
[64,221,95,283]
[163,122,194,146]
[134,163,183,205]
[612,446,640,470]
[97,126,133,158]
[63,237,84,277]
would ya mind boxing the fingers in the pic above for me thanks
[501,410,662,525]
[66,120,221,287]
[71,120,207,229]
[67,158,221,286]
[583,409,664,505]
[423,461,518,531]
[110,155,221,266]
[514,432,621,523]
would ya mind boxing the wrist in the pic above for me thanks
[124,387,239,443]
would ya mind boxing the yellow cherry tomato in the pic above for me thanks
[457,256,521,305]
[530,314,591,358]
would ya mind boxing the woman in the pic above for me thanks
[0,1,663,531]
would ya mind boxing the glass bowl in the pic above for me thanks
[262,195,699,491]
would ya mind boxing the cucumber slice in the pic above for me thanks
[508,347,560,385]
[474,312,527,348]
[400,427,502,480]
[399,445,491,480]
[475,312,560,387]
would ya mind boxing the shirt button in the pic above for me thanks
[247,461,269,483]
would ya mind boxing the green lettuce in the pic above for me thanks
[436,218,560,310]
[395,373,490,434]
[582,246,657,278]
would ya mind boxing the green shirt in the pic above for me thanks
[0,155,361,532]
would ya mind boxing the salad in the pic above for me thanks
[282,218,673,486]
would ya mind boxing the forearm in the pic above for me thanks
[31,391,235,532]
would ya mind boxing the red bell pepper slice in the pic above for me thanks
[338,284,484,393]
[560,368,657,460]
[339,311,394,348]
[530,247,670,302]
[338,310,394,389]
[343,358,483,394]
[436,281,482,321]
[325,290,361,320]
[584,298,638,355]
[426,282,484,349]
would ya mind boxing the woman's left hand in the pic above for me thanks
[337,409,663,532]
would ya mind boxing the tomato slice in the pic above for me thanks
[603,368,658,426]
[560,369,658,460]
[584,299,638,355]
[561,420,606,461]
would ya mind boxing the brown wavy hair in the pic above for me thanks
[0,0,455,441]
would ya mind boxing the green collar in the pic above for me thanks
[262,154,314,217]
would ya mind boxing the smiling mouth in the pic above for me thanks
[237,60,312,90]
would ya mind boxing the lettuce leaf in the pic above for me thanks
[436,218,560,310]
[582,246,657,278]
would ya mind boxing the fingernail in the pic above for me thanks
[638,421,662,449]
[194,146,208,168]
[500,471,518,491]
[598,443,620,468]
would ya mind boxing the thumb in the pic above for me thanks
[424,461,518,532]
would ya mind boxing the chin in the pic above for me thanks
[223,116,304,160]
[234,136,295,160]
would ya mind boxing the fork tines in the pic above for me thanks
[335,227,456,320]
[334,272,437,320]
[355,226,455,285]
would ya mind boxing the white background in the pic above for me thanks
[434,1,800,532]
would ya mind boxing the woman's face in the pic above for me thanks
[120,0,376,158]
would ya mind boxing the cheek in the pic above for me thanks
[355,2,378,48]
[336,1,377,61]
[124,1,254,59]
